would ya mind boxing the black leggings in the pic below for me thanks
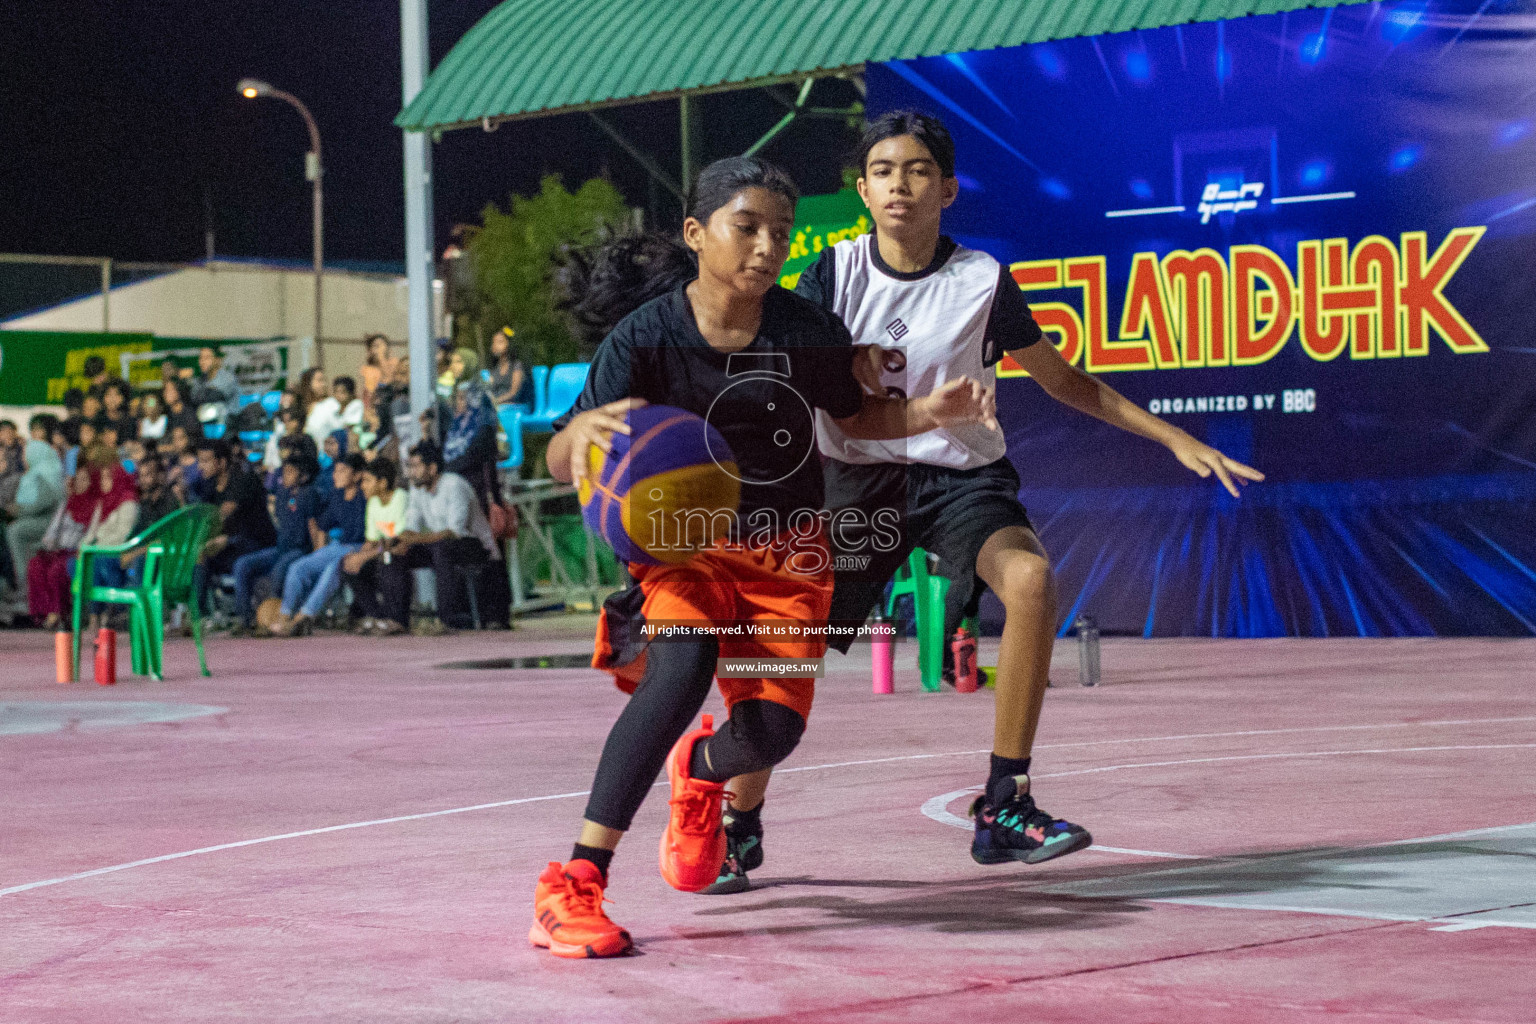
[583,637,806,832]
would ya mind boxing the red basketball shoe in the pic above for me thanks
[529,860,633,958]
[659,714,729,892]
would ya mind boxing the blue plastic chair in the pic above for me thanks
[202,422,226,440]
[522,363,589,433]
[237,393,261,410]
[496,405,525,471]
[529,366,549,421]
[259,390,283,418]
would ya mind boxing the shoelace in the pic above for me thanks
[558,874,612,917]
[669,787,724,834]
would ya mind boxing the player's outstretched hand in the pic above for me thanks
[565,398,647,485]
[1168,435,1265,497]
[921,377,997,430]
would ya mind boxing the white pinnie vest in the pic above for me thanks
[814,233,1007,469]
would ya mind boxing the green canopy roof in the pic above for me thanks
[398,0,1372,133]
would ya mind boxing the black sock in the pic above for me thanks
[987,753,1032,804]
[723,801,762,836]
[570,843,614,880]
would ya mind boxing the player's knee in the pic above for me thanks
[730,700,806,769]
[996,553,1055,614]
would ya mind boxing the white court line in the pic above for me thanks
[920,745,1536,857]
[7,719,1533,900]
[918,787,1200,860]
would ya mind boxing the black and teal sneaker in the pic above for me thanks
[700,810,764,895]
[969,775,1092,865]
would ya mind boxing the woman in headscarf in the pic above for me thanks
[26,445,138,628]
[3,438,65,610]
[442,378,499,509]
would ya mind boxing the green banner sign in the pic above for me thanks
[778,189,871,291]
[0,331,155,404]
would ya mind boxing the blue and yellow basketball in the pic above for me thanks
[578,404,741,566]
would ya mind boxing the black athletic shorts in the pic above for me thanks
[822,456,1035,654]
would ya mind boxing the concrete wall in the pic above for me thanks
[2,261,444,374]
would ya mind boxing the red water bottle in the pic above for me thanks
[94,627,117,686]
[952,627,978,693]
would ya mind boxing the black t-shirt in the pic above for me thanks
[560,282,863,526]
[203,467,276,547]
[794,235,1043,362]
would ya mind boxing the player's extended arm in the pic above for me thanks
[833,377,999,441]
[1010,341,1264,498]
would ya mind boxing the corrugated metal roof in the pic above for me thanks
[398,0,1373,132]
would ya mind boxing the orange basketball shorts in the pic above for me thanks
[593,527,833,720]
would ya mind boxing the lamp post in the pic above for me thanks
[238,78,323,363]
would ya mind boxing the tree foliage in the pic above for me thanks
[459,174,631,366]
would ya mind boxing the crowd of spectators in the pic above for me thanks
[0,335,514,634]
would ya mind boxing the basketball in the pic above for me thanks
[578,404,741,566]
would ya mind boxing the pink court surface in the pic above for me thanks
[2,623,1533,1022]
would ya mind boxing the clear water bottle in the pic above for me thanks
[1074,613,1100,687]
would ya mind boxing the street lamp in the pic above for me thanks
[237,78,323,361]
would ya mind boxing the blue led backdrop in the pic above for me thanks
[868,1,1536,636]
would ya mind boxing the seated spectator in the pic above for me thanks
[438,346,478,400]
[27,445,137,629]
[60,387,85,436]
[228,452,318,636]
[89,452,182,629]
[98,379,138,442]
[487,327,534,408]
[271,453,368,636]
[348,440,501,635]
[2,432,65,613]
[0,419,22,510]
[301,369,344,444]
[340,456,409,635]
[161,378,202,440]
[193,438,276,612]
[82,355,110,396]
[49,420,79,481]
[264,405,304,475]
[164,423,202,501]
[359,334,397,411]
[182,346,240,423]
[81,390,104,424]
[443,379,499,502]
[137,391,168,441]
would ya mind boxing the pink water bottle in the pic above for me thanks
[871,613,894,694]
[952,627,978,693]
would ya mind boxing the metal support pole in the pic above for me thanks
[588,112,683,200]
[679,93,698,204]
[745,79,814,157]
[401,0,436,417]
[308,149,324,363]
[101,258,111,333]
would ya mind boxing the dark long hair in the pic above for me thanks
[559,156,799,344]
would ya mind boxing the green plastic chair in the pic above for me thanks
[70,503,221,681]
[885,548,950,692]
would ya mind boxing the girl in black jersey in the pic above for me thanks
[704,113,1264,892]
[529,156,994,958]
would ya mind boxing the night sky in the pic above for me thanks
[1,1,859,268]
